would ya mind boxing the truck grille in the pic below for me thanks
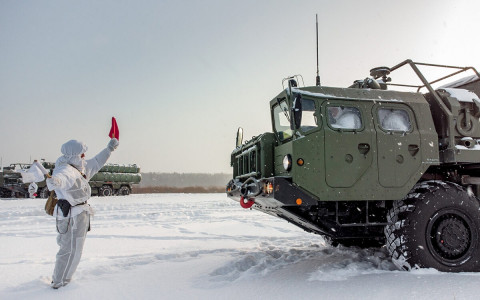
[230,132,274,182]
[234,145,259,180]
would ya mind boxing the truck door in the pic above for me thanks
[375,105,421,187]
[324,102,374,188]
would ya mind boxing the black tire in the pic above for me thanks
[118,186,130,196]
[0,188,10,198]
[39,187,49,199]
[385,181,480,272]
[99,185,113,197]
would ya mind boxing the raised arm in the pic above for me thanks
[84,138,119,180]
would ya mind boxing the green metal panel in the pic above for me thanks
[292,130,325,200]
[274,142,292,176]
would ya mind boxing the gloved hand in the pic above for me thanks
[108,138,119,151]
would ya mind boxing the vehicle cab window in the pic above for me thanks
[300,99,317,132]
[327,106,362,130]
[273,100,293,141]
[378,108,411,132]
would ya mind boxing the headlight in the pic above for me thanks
[283,154,292,171]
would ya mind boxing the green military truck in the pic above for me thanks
[226,60,480,272]
[89,163,141,196]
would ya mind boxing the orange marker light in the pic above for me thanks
[264,182,274,194]
[296,198,302,205]
[267,182,274,194]
[297,158,304,166]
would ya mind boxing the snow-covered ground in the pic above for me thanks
[1,194,480,299]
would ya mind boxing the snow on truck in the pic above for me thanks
[0,162,141,198]
[226,59,480,272]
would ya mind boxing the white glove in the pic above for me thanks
[108,138,119,151]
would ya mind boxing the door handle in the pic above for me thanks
[358,143,370,155]
[408,144,419,156]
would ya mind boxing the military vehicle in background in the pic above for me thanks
[89,163,141,196]
[226,59,480,272]
[0,162,141,198]
[0,163,31,198]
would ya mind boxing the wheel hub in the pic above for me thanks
[430,213,471,261]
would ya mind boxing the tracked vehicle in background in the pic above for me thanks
[226,59,480,272]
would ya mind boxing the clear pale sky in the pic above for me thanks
[1,0,480,173]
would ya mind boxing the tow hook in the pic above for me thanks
[240,196,255,209]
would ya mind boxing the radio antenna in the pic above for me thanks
[315,14,321,86]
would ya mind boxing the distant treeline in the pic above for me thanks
[132,186,225,194]
[136,172,231,193]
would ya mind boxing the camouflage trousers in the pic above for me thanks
[51,211,89,288]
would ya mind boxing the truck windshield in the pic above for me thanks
[273,100,293,141]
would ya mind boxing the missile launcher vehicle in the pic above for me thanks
[89,163,141,196]
[226,59,480,272]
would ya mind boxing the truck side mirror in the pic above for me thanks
[291,94,302,130]
[236,127,244,148]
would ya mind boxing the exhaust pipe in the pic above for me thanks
[461,137,475,148]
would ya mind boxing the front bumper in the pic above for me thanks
[226,176,331,235]
[225,177,388,240]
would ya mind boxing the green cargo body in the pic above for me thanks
[99,164,141,173]
[90,172,141,183]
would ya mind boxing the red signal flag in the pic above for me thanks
[109,117,119,140]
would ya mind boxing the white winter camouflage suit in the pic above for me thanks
[47,138,118,289]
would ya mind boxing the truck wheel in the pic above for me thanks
[0,188,9,198]
[385,181,480,272]
[119,186,131,196]
[99,185,113,197]
[39,187,49,198]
